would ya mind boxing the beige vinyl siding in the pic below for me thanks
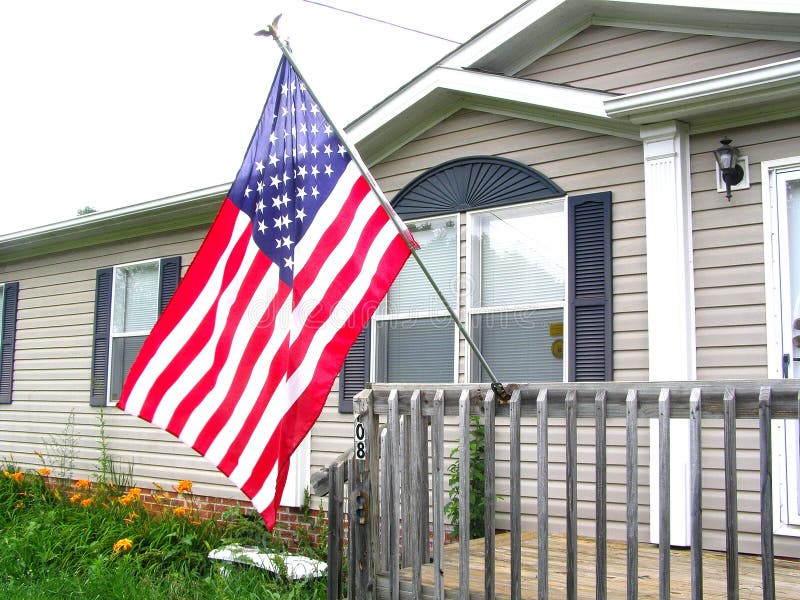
[517,25,800,94]
[689,118,800,555]
[691,118,800,379]
[0,226,253,499]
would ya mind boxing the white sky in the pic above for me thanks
[0,0,522,236]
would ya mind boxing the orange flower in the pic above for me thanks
[175,480,192,494]
[113,538,133,554]
[123,511,139,525]
[118,487,141,506]
[37,467,51,476]
[81,498,94,507]
[172,506,187,516]
[10,471,24,483]
[75,479,90,489]
[70,493,82,503]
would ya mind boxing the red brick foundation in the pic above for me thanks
[49,476,330,552]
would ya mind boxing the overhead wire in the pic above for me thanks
[301,0,461,44]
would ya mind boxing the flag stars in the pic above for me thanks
[272,196,282,209]
[273,217,283,229]
[256,180,265,194]
[296,207,306,222]
[283,256,294,270]
[255,160,265,174]
[257,220,267,234]
[268,153,279,167]
[269,132,278,145]
[337,145,347,157]
[311,165,319,178]
[282,235,294,249]
[310,145,319,158]
[296,186,307,201]
[270,175,281,189]
[324,164,334,177]
[310,104,319,116]
[244,186,252,198]
[256,199,265,213]
[324,144,332,157]
[296,165,307,178]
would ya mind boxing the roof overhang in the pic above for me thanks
[0,185,227,262]
[350,67,638,165]
[604,57,800,132]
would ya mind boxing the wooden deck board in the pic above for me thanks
[377,532,800,599]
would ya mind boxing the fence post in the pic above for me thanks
[352,389,378,600]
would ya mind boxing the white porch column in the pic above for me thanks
[642,121,696,547]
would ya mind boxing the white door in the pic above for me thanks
[766,162,800,529]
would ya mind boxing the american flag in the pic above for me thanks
[118,56,413,529]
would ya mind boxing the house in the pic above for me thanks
[2,0,800,559]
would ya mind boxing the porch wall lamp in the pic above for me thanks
[712,137,745,200]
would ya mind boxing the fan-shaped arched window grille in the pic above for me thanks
[391,156,565,219]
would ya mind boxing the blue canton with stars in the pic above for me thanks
[228,57,351,286]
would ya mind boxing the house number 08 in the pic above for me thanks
[355,422,366,460]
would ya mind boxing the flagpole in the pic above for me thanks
[257,19,509,400]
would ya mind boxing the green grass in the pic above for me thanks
[0,466,327,600]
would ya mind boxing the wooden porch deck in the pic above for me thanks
[379,532,800,599]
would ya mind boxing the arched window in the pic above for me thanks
[340,156,611,411]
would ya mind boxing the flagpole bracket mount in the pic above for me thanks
[491,381,512,404]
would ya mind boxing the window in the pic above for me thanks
[763,158,800,532]
[109,261,160,404]
[468,200,566,382]
[91,257,181,406]
[373,216,459,383]
[0,281,20,404]
[339,156,611,409]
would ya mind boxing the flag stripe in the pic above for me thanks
[164,255,279,436]
[119,200,244,410]
[236,219,405,495]
[147,233,262,427]
[245,230,411,508]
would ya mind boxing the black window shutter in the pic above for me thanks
[159,256,182,313]
[0,282,20,404]
[90,268,113,406]
[568,192,612,381]
[339,325,370,414]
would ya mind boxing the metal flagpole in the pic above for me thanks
[257,17,509,400]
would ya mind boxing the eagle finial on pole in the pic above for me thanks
[254,14,283,41]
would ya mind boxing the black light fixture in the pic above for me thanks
[712,137,745,200]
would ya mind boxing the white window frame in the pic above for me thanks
[464,198,568,383]
[107,258,161,405]
[371,213,461,383]
[762,156,800,536]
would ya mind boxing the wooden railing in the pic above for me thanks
[322,381,800,600]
